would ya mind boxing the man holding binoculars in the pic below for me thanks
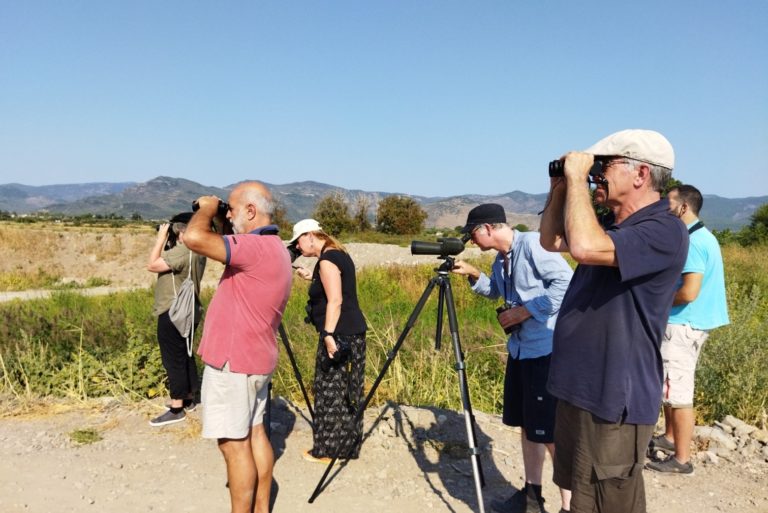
[452,203,573,513]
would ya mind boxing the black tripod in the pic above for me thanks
[264,322,314,438]
[308,256,486,512]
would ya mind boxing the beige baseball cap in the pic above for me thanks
[584,129,674,169]
[289,218,322,244]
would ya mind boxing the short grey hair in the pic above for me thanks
[241,187,275,216]
[626,159,672,193]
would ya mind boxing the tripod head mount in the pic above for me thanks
[435,256,456,274]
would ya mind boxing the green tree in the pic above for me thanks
[353,196,372,232]
[271,201,292,236]
[376,195,428,235]
[663,177,683,196]
[313,192,353,235]
[737,203,768,246]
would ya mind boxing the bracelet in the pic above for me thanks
[320,329,335,339]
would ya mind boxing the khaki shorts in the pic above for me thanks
[201,363,271,440]
[553,401,653,513]
[661,324,709,408]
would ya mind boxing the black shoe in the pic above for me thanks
[491,484,545,513]
[149,409,186,427]
[649,434,675,454]
[645,454,694,475]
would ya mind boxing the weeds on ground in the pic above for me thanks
[69,428,103,445]
[1,248,766,425]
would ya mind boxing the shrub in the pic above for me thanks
[376,196,428,235]
[313,192,353,235]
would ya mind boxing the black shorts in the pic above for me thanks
[502,354,557,444]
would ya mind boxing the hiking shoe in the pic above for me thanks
[149,409,186,427]
[648,434,675,455]
[491,484,545,513]
[645,455,694,475]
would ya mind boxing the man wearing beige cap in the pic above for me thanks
[540,130,689,513]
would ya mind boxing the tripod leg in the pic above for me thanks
[278,323,314,422]
[308,276,441,503]
[265,381,272,440]
[442,276,487,513]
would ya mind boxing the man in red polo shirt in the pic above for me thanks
[185,181,292,513]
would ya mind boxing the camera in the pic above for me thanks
[548,159,606,182]
[410,234,470,258]
[496,304,521,335]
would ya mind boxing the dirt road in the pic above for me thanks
[0,398,766,513]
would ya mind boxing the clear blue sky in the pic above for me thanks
[1,1,766,198]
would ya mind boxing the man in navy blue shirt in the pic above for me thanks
[453,203,573,513]
[540,129,688,513]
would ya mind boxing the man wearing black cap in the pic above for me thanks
[540,130,688,513]
[452,203,573,513]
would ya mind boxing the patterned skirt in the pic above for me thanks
[310,332,366,459]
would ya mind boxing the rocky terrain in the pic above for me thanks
[0,397,767,513]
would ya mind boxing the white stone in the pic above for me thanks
[750,428,768,444]
[714,421,733,434]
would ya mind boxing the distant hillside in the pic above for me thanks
[1,178,764,231]
[40,177,229,220]
[699,195,767,231]
[0,182,134,212]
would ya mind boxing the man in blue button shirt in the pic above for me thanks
[540,129,688,513]
[452,203,573,513]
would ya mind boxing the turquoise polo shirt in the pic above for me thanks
[668,220,729,330]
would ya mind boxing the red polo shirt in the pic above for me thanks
[198,228,292,375]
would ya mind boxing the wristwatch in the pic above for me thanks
[320,329,335,339]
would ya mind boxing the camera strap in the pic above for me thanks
[688,221,704,235]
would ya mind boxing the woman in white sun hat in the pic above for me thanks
[289,219,367,463]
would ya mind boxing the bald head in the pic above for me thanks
[227,181,275,233]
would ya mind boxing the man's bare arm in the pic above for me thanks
[539,177,569,252]
[183,196,228,263]
[563,153,617,266]
[673,272,703,305]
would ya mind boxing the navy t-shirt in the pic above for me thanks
[547,199,688,424]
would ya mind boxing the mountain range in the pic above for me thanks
[0,177,764,231]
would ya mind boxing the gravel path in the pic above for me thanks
[1,398,766,513]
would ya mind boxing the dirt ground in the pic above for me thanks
[0,398,766,513]
[1,224,767,512]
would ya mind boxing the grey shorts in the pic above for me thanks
[201,363,271,440]
[553,401,653,513]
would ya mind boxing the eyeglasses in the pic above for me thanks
[471,224,486,236]
[602,159,630,170]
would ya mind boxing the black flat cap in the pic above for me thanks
[461,203,506,233]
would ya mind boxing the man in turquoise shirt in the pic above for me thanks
[647,185,730,474]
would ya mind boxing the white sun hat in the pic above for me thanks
[584,129,674,169]
[289,218,322,244]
